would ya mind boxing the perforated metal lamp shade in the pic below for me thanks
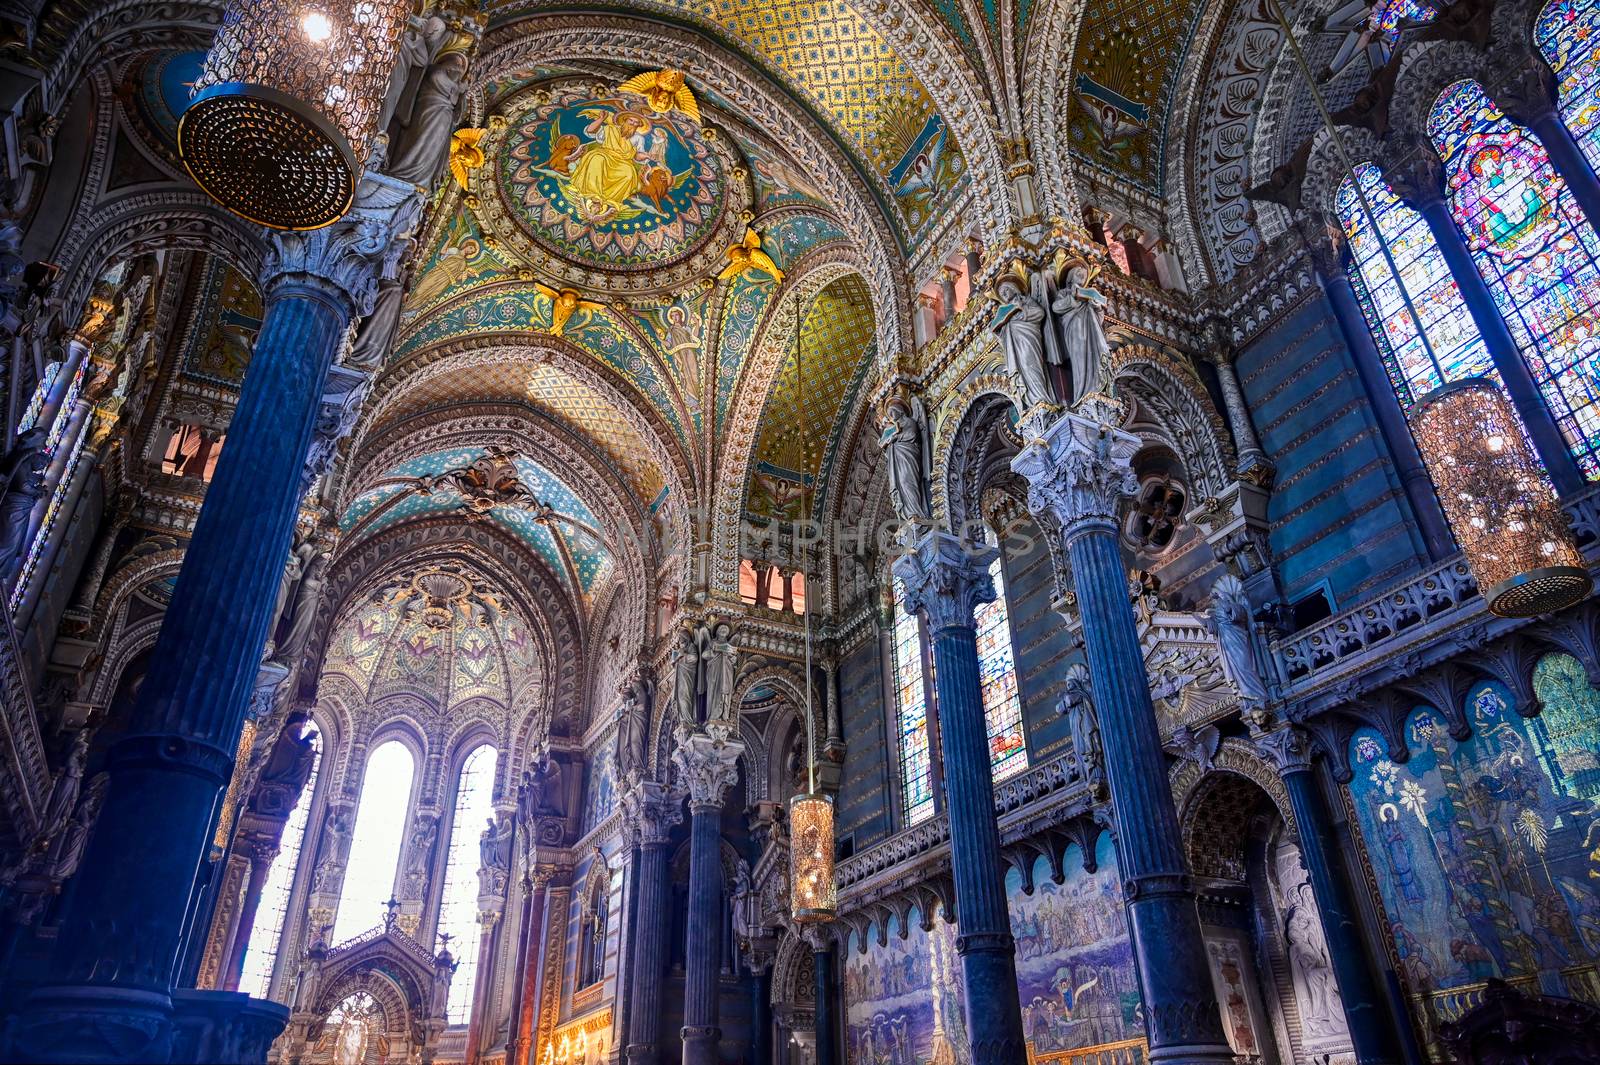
[1411,379,1592,618]
[178,0,409,230]
[789,792,836,923]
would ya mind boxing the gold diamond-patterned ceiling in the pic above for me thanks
[746,274,874,519]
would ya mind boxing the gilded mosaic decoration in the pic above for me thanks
[500,81,726,267]
[180,255,261,389]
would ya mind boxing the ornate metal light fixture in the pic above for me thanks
[178,0,410,230]
[1412,379,1592,617]
[788,326,836,925]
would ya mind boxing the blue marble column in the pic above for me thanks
[671,733,742,1065]
[1012,407,1233,1065]
[624,782,683,1065]
[1254,726,1402,1065]
[893,532,1027,1064]
[5,174,419,1065]
[1305,234,1454,561]
[1390,154,1586,495]
[810,932,839,1065]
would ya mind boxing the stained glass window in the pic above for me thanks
[331,740,414,944]
[974,554,1028,781]
[9,359,91,612]
[891,576,935,826]
[237,723,322,1000]
[437,743,498,1024]
[1369,0,1438,51]
[17,362,60,435]
[1337,162,1497,407]
[1538,0,1600,172]
[1428,78,1600,478]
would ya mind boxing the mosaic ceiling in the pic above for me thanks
[322,564,543,712]
[340,447,614,597]
[746,274,875,519]
[483,0,968,243]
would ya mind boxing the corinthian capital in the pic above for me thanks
[671,731,743,810]
[891,529,997,633]
[261,170,423,315]
[1010,408,1140,537]
[620,779,685,845]
[1252,724,1315,775]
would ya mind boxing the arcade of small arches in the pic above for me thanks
[6,0,1600,1063]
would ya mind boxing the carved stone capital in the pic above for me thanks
[619,779,684,845]
[260,172,422,316]
[1252,724,1315,775]
[891,530,997,633]
[1011,409,1140,538]
[671,732,743,810]
[1486,50,1559,127]
[1384,146,1449,212]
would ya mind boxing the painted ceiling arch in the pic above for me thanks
[340,445,615,598]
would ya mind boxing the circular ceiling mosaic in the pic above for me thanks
[498,80,728,270]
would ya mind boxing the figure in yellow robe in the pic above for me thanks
[568,111,651,222]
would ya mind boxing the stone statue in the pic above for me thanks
[479,816,512,872]
[1052,263,1111,406]
[250,716,316,814]
[402,813,439,897]
[878,396,931,523]
[0,426,47,575]
[269,538,317,652]
[617,678,649,781]
[730,857,756,944]
[347,276,407,369]
[272,544,328,668]
[992,271,1056,412]
[1057,663,1103,793]
[521,745,563,818]
[1275,843,1347,1041]
[39,729,89,841]
[1205,573,1269,707]
[380,14,449,134]
[386,32,473,186]
[48,771,107,881]
[701,622,738,739]
[672,626,701,732]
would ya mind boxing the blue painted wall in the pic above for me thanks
[838,631,893,849]
[1236,295,1428,608]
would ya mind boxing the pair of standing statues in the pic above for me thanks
[877,256,1112,527]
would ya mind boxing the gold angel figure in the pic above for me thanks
[618,68,701,124]
[533,282,603,335]
[449,127,488,191]
[717,228,783,285]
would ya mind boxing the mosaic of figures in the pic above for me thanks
[842,835,1144,1065]
[1347,655,1600,1029]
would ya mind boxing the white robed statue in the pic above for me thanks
[1052,261,1111,406]
[992,267,1058,413]
[878,395,932,523]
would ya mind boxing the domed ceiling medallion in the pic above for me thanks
[478,75,750,295]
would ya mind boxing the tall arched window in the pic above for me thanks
[436,743,498,1024]
[332,740,415,944]
[1428,78,1600,477]
[975,553,1027,781]
[576,863,611,988]
[890,575,935,826]
[1336,162,1497,407]
[1538,0,1600,170]
[237,723,323,999]
[9,357,90,611]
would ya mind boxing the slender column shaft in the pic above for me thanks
[1316,261,1454,560]
[1257,729,1402,1064]
[813,943,839,1065]
[509,874,547,1065]
[222,846,277,992]
[1209,356,1268,469]
[1408,190,1584,493]
[1528,108,1600,235]
[626,841,671,1065]
[894,533,1026,1064]
[681,803,725,1065]
[1067,529,1230,1062]
[750,966,773,1065]
[1013,411,1231,1065]
[464,912,499,1064]
[610,844,638,1064]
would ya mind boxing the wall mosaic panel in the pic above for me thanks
[1346,658,1600,1027]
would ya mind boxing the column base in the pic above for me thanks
[1143,1040,1239,1065]
[4,986,288,1065]
[680,1025,721,1065]
[624,1041,658,1065]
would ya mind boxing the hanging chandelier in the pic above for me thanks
[1412,379,1592,617]
[178,0,410,230]
[788,324,836,925]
